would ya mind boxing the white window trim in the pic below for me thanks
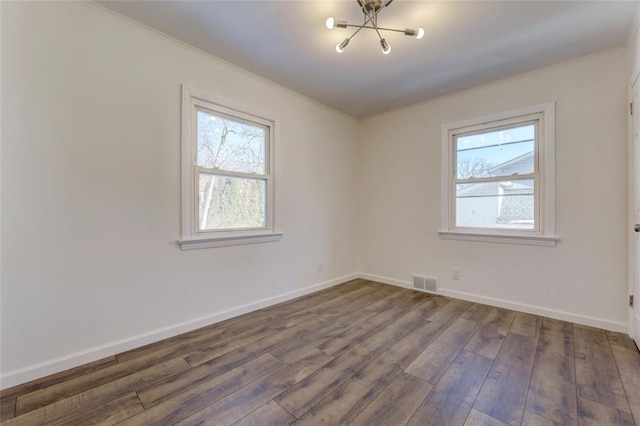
[439,102,558,246]
[178,84,283,250]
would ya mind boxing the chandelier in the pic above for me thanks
[326,0,424,55]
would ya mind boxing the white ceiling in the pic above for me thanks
[98,1,638,118]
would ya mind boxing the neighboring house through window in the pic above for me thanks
[440,103,557,246]
[179,85,282,250]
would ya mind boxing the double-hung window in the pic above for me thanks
[180,86,282,250]
[440,103,557,246]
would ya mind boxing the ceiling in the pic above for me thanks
[98,1,639,118]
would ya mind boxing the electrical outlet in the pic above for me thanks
[451,267,461,280]
[317,261,324,272]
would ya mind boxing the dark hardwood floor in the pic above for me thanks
[2,279,640,425]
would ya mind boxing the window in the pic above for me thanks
[179,86,282,250]
[439,103,557,246]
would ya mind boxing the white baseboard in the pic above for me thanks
[0,273,358,390]
[359,273,412,289]
[358,272,628,333]
[4,271,627,389]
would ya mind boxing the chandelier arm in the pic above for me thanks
[345,22,368,41]
[371,21,385,42]
[370,3,389,20]
[363,7,385,41]
[361,2,387,31]
[343,24,406,33]
[351,1,390,34]
[361,10,376,29]
[343,5,379,41]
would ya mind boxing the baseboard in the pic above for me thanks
[359,273,413,290]
[0,273,358,390]
[358,272,628,333]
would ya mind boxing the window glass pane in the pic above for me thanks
[197,109,266,174]
[456,124,535,179]
[455,179,534,230]
[199,173,266,231]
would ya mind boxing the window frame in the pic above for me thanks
[179,85,282,250]
[439,102,557,246]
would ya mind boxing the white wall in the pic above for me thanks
[631,7,640,85]
[358,47,629,331]
[628,5,640,340]
[0,2,358,387]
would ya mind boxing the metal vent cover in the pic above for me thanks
[412,275,426,290]
[413,274,439,294]
[425,278,438,293]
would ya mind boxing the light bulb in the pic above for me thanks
[336,38,350,53]
[325,17,335,29]
[416,27,425,39]
[380,38,391,55]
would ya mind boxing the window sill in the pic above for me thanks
[438,230,558,247]
[179,232,283,250]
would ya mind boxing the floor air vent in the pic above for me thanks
[413,275,426,290]
[413,274,439,294]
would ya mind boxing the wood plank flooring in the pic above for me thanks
[2,279,640,425]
